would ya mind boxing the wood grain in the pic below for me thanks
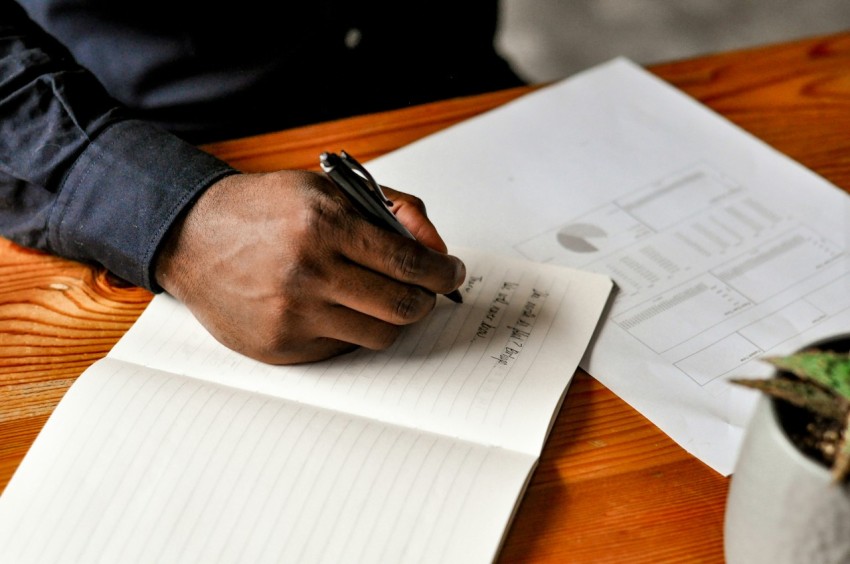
[2,30,850,562]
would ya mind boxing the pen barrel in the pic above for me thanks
[321,151,457,302]
[321,153,414,239]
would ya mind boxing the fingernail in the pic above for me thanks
[454,258,466,286]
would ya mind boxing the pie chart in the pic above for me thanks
[556,223,607,253]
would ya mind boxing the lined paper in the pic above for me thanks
[110,248,612,454]
[0,359,533,563]
[1,247,610,563]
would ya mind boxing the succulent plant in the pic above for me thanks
[730,349,850,483]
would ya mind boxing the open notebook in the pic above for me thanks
[0,248,612,563]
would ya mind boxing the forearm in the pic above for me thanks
[0,1,235,290]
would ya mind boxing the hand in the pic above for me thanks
[154,170,465,364]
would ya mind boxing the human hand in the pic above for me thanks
[154,170,465,364]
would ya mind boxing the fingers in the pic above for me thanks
[316,184,464,324]
[337,220,466,298]
[314,305,406,350]
[382,187,448,253]
[252,305,408,365]
[327,260,438,326]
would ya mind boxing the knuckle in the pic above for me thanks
[278,252,322,292]
[296,178,347,230]
[404,194,427,214]
[299,197,334,237]
[386,245,423,281]
[255,302,319,362]
[262,332,297,361]
[392,287,435,324]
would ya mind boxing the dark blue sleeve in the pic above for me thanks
[0,1,237,291]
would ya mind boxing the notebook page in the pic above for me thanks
[0,358,534,564]
[110,248,612,455]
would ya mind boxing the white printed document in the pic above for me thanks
[368,58,850,475]
[0,249,612,563]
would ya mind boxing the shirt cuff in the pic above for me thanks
[48,119,237,291]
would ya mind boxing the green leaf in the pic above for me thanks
[765,351,850,400]
[729,377,848,421]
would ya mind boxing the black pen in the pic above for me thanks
[319,151,463,304]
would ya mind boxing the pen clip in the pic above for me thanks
[339,150,393,208]
[320,150,414,240]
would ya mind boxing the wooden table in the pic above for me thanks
[3,32,850,562]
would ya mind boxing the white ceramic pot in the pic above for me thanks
[725,337,850,564]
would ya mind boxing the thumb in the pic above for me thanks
[383,186,449,254]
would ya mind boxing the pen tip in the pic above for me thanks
[445,290,463,304]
